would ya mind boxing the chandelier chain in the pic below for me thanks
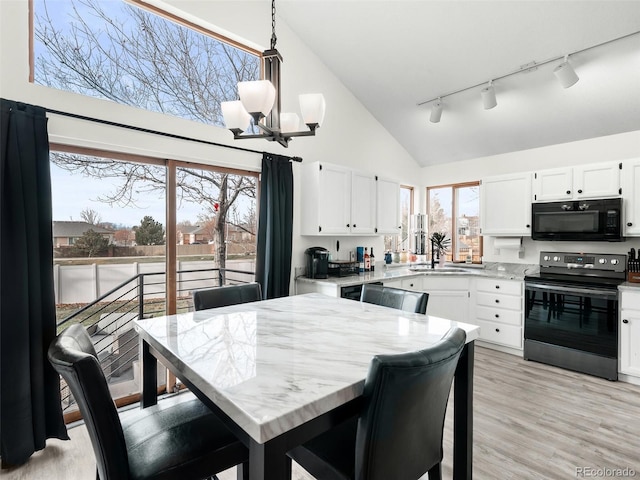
[270,0,277,49]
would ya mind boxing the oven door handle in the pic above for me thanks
[525,282,618,300]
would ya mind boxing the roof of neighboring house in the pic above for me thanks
[53,221,113,237]
[177,225,201,235]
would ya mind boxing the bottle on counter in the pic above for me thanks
[385,251,392,264]
[400,249,408,263]
[393,251,400,263]
[370,248,375,272]
[364,247,371,272]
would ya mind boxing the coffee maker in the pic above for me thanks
[305,247,329,279]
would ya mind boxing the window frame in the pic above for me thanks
[426,181,483,263]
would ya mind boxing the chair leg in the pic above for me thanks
[236,461,249,480]
[428,463,442,480]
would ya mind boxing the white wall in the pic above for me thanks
[421,130,640,264]
[0,0,421,291]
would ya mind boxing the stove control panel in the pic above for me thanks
[539,251,626,273]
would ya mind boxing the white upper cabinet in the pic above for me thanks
[573,162,621,199]
[480,172,532,236]
[532,167,573,202]
[533,162,621,202]
[622,158,640,236]
[301,162,351,235]
[300,162,380,236]
[350,170,376,234]
[375,176,401,235]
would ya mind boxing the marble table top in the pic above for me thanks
[135,293,480,444]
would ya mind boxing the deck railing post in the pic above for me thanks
[138,274,145,319]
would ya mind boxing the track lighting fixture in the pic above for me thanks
[417,30,639,123]
[553,55,580,88]
[481,81,497,110]
[430,98,443,123]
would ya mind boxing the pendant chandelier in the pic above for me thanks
[221,0,326,148]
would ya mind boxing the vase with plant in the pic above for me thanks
[429,232,451,267]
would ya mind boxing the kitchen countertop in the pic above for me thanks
[618,282,640,291]
[296,262,538,288]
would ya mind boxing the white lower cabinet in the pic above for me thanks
[422,277,471,324]
[620,291,640,379]
[474,278,523,349]
[384,275,470,323]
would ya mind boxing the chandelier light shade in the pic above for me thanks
[553,56,579,88]
[280,112,301,133]
[238,80,276,122]
[481,82,497,110]
[220,101,252,133]
[299,93,326,128]
[430,99,443,123]
[221,0,326,147]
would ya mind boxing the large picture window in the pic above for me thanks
[427,182,482,263]
[32,0,260,126]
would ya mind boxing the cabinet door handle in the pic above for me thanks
[526,224,531,228]
[347,224,350,227]
[353,224,357,228]
[577,189,583,194]
[495,314,500,318]
[409,283,414,287]
[495,328,500,332]
[627,222,633,227]
[566,190,571,195]
[495,285,500,289]
[495,299,500,303]
[623,319,629,324]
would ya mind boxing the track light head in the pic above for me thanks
[430,99,443,123]
[481,81,497,110]
[553,55,579,88]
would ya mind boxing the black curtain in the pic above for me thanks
[255,153,294,299]
[0,99,68,467]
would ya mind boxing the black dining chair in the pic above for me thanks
[48,324,249,480]
[360,283,429,314]
[287,327,466,480]
[192,282,263,311]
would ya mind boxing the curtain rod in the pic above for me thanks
[45,108,303,162]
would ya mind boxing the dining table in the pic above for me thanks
[134,292,480,480]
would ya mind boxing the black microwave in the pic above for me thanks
[531,198,623,242]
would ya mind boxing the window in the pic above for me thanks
[427,182,482,262]
[32,0,260,126]
[50,145,258,420]
[384,185,414,253]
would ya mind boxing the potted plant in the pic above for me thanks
[429,232,451,266]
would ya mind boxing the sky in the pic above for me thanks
[50,163,203,228]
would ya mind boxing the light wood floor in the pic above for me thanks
[4,346,640,480]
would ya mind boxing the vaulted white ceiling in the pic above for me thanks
[275,1,640,166]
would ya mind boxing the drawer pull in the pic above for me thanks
[495,285,500,289]
[495,328,500,332]
[495,299,500,303]
[623,319,629,324]
[495,314,500,318]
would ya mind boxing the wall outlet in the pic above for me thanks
[294,266,306,278]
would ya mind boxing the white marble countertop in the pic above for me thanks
[134,293,479,444]
[296,262,537,288]
[618,282,640,291]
